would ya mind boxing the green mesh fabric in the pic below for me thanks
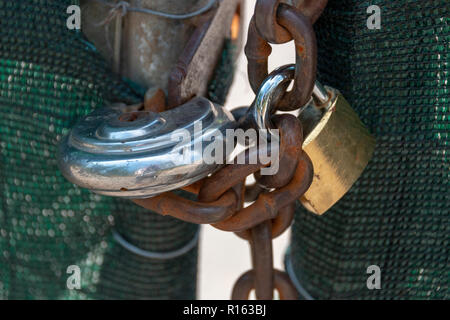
[0,0,235,299]
[208,40,237,104]
[289,0,449,299]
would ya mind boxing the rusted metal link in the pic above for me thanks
[125,0,326,302]
[235,202,295,240]
[244,17,272,94]
[243,181,265,203]
[234,114,301,241]
[245,4,317,111]
[132,188,239,224]
[297,0,329,24]
[181,179,204,195]
[250,221,274,299]
[212,153,313,232]
[198,157,265,203]
[269,202,295,237]
[210,113,310,234]
[254,0,328,44]
[231,269,299,300]
[255,114,302,188]
[255,0,291,44]
[132,114,301,226]
[199,113,300,202]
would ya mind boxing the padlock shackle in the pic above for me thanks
[251,64,295,133]
[249,64,330,132]
[312,80,330,107]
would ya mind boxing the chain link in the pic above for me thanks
[254,0,328,44]
[132,0,328,300]
[246,4,317,110]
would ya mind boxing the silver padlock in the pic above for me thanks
[57,97,236,198]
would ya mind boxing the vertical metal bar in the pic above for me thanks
[81,0,209,90]
[250,220,274,299]
[113,14,123,74]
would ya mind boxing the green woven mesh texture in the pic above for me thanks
[0,0,236,300]
[208,40,237,104]
[290,0,449,299]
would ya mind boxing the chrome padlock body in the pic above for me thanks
[298,85,376,215]
[57,97,236,198]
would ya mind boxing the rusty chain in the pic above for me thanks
[245,4,317,110]
[132,0,327,300]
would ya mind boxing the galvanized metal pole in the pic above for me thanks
[81,0,209,90]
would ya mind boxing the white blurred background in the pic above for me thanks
[198,0,296,299]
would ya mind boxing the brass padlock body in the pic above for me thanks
[299,87,376,215]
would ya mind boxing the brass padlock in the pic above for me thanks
[298,82,376,215]
[244,64,375,215]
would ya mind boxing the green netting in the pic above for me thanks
[289,0,449,299]
[0,0,235,299]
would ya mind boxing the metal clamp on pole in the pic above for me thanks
[112,229,200,260]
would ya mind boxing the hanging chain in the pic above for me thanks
[132,0,328,300]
